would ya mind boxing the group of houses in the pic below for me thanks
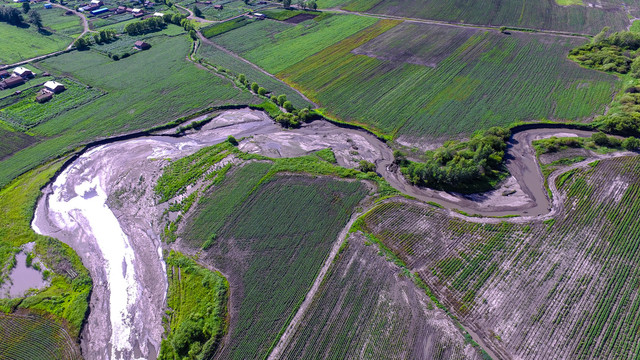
[0,66,33,90]
[80,0,156,18]
[0,66,66,103]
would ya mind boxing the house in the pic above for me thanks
[36,91,53,103]
[91,7,109,15]
[153,11,163,16]
[44,3,53,9]
[12,0,27,3]
[254,12,265,19]
[13,66,34,78]
[133,11,144,17]
[0,70,9,79]
[132,8,144,16]
[213,4,223,9]
[115,5,126,13]
[44,81,66,94]
[90,0,103,5]
[0,76,25,90]
[134,41,150,50]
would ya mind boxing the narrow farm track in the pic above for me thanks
[267,202,375,360]
[52,3,93,49]
[196,32,319,107]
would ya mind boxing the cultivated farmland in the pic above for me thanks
[181,168,367,359]
[279,232,485,359]
[359,156,640,359]
[0,311,82,360]
[328,0,634,35]
[277,21,618,141]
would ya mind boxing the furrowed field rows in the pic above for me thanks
[0,311,82,360]
[277,21,618,141]
[331,0,633,35]
[359,156,640,359]
[182,168,367,359]
[280,232,484,359]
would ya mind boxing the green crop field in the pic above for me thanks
[211,13,377,73]
[36,7,83,36]
[181,165,367,359]
[0,35,257,189]
[277,21,618,141]
[0,22,71,65]
[0,122,36,160]
[323,0,634,35]
[280,232,484,359]
[358,156,640,359]
[0,311,82,360]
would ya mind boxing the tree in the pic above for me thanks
[499,26,507,33]
[283,0,291,8]
[29,10,42,30]
[192,5,202,18]
[623,136,640,150]
[0,6,25,25]
[359,160,376,173]
[251,82,259,93]
[283,100,294,112]
[22,2,30,14]
[592,132,610,146]
[227,136,238,146]
[297,0,305,8]
[277,94,287,106]
[73,37,89,49]
[309,0,317,9]
[189,29,197,40]
[238,73,246,85]
[258,87,267,96]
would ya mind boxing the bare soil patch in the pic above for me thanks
[283,13,317,24]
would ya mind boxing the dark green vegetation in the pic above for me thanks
[0,158,91,338]
[159,251,229,360]
[182,170,367,359]
[0,311,82,360]
[279,232,484,359]
[400,127,510,193]
[276,20,617,140]
[359,156,640,359]
[0,35,257,188]
[533,132,640,155]
[322,0,633,35]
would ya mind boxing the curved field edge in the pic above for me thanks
[0,158,92,348]
[356,156,640,359]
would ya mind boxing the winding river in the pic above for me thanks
[31,108,631,359]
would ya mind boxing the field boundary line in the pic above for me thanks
[266,200,374,359]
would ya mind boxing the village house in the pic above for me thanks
[0,76,25,90]
[254,12,265,19]
[13,66,34,78]
[132,8,144,17]
[153,11,163,16]
[44,80,66,94]
[36,91,53,103]
[134,41,151,50]
[213,4,223,9]
[44,3,52,9]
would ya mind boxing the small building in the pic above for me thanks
[44,3,53,9]
[132,7,142,13]
[91,7,109,15]
[0,70,9,79]
[12,0,27,3]
[254,12,265,19]
[44,81,66,94]
[213,4,223,9]
[13,66,34,78]
[1,76,25,90]
[90,0,103,5]
[153,11,163,16]
[36,92,53,103]
[115,5,126,13]
[134,40,150,50]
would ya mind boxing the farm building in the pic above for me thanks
[36,92,53,103]
[213,4,223,9]
[134,41,151,50]
[91,7,109,15]
[90,0,103,5]
[254,12,265,19]
[153,12,163,16]
[44,3,52,9]
[44,81,66,94]
[0,70,9,79]
[115,5,126,13]
[0,76,25,90]
[13,67,34,78]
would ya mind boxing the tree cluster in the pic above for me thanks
[0,6,25,26]
[569,28,640,76]
[93,28,116,44]
[400,127,511,192]
[124,16,166,35]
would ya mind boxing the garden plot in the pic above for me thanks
[359,156,640,359]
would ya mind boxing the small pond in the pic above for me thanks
[0,252,47,298]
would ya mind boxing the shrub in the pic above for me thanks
[277,94,287,106]
[359,160,376,172]
[251,82,259,93]
[258,87,267,96]
[283,100,294,112]
[227,136,238,146]
[623,136,640,150]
